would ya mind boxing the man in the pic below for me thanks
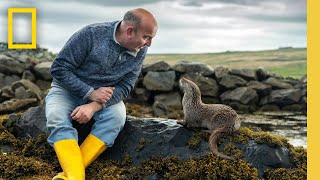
[45,8,157,180]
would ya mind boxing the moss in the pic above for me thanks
[228,127,254,144]
[17,134,60,169]
[139,154,259,179]
[228,127,290,148]
[264,168,306,180]
[223,143,244,160]
[289,146,307,169]
[121,153,133,166]
[253,131,287,147]
[188,130,208,149]
[0,154,54,179]
[0,114,19,146]
[125,102,154,118]
[136,137,146,152]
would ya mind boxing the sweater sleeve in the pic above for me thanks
[103,48,147,108]
[50,27,94,99]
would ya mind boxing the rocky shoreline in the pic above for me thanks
[1,106,306,179]
[0,43,306,179]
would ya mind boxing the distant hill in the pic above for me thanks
[145,48,306,78]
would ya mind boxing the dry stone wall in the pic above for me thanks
[0,44,307,115]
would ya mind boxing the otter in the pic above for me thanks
[178,77,241,160]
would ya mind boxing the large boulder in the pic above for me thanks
[33,61,53,80]
[230,69,258,81]
[214,66,229,80]
[219,75,247,89]
[264,77,293,89]
[0,73,20,88]
[0,98,38,114]
[143,71,176,91]
[0,54,26,75]
[182,73,219,97]
[173,61,214,76]
[152,92,182,116]
[142,61,171,73]
[11,79,44,101]
[220,87,259,105]
[246,81,272,97]
[260,89,302,107]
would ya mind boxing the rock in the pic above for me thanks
[154,92,182,108]
[259,104,280,111]
[0,86,14,103]
[260,89,302,107]
[281,104,304,111]
[246,81,272,97]
[152,101,167,117]
[142,61,171,73]
[201,97,221,104]
[143,71,176,91]
[14,86,32,99]
[220,87,259,105]
[182,73,219,97]
[3,74,21,87]
[236,140,294,177]
[0,54,26,75]
[264,77,293,89]
[0,73,5,87]
[227,102,257,112]
[11,79,44,101]
[300,74,307,83]
[219,75,247,89]
[33,61,53,80]
[256,68,270,81]
[0,98,38,114]
[172,61,214,76]
[36,80,52,91]
[8,106,48,138]
[230,69,258,81]
[133,88,150,102]
[22,70,36,82]
[152,92,182,116]
[214,66,229,80]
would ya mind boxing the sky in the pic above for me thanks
[0,0,306,54]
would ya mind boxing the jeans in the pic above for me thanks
[45,84,126,147]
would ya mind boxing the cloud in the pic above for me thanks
[0,0,306,53]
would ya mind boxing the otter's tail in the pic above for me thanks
[209,127,235,161]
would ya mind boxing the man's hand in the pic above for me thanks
[71,102,103,124]
[89,87,115,104]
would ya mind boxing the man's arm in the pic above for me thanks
[50,27,94,99]
[103,49,147,108]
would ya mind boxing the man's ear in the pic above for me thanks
[126,26,134,39]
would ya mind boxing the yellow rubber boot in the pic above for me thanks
[53,139,85,180]
[80,134,107,168]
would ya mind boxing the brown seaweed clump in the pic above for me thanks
[85,154,259,180]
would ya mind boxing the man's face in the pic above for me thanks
[128,23,157,52]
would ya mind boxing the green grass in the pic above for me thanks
[267,63,306,79]
[144,48,306,79]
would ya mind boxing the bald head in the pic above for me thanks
[123,8,157,31]
[117,8,157,52]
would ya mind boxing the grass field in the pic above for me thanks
[144,48,306,79]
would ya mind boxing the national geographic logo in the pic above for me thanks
[7,8,37,49]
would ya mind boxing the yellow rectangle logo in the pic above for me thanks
[8,8,37,49]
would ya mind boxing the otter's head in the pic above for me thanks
[179,77,201,95]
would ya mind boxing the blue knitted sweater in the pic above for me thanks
[50,21,147,108]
